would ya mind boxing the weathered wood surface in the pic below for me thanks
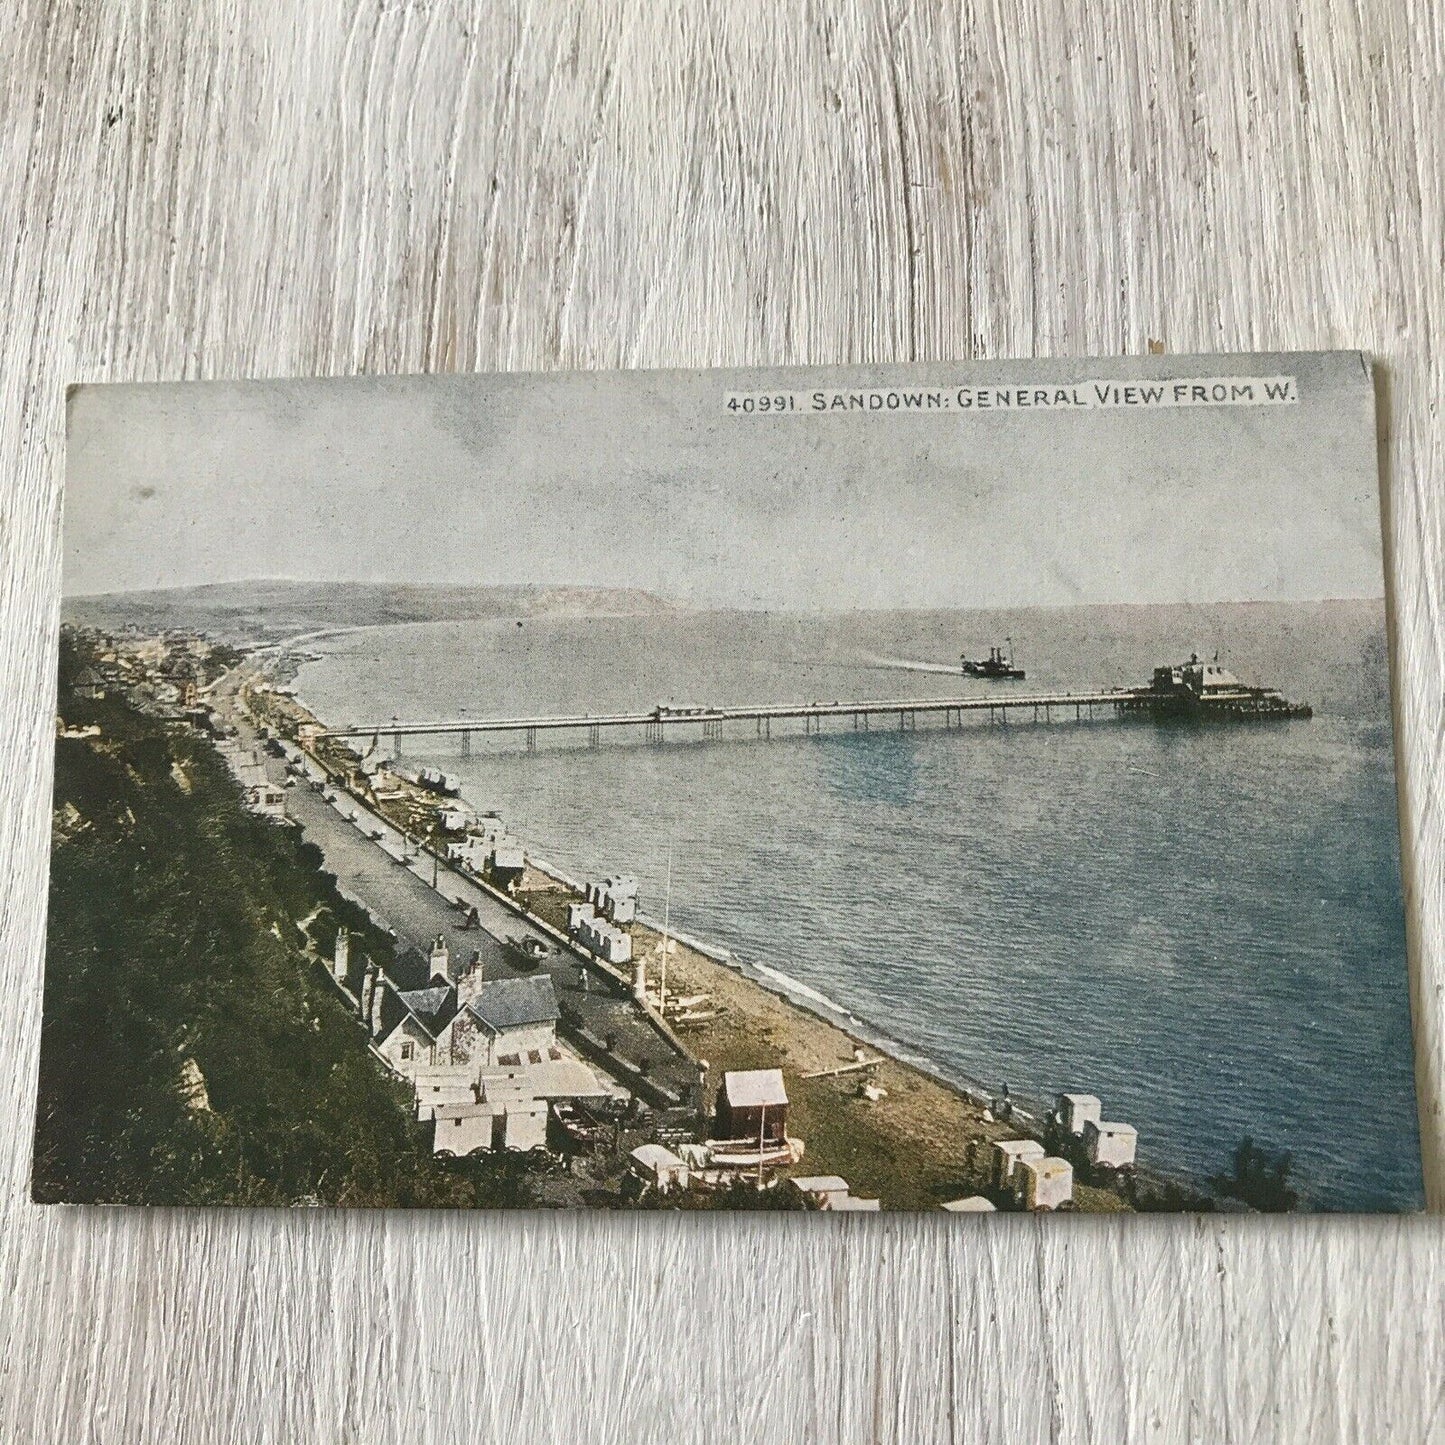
[2,3,1442,1440]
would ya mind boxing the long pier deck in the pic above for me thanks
[316,690,1129,750]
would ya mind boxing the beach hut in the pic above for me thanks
[830,1195,881,1212]
[1016,1156,1073,1211]
[432,1102,495,1157]
[716,1069,789,1144]
[789,1175,852,1210]
[630,1143,690,1193]
[1084,1119,1138,1170]
[1056,1093,1103,1136]
[992,1138,1045,1189]
[942,1196,998,1213]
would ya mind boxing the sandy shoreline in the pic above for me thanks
[516,867,1127,1211]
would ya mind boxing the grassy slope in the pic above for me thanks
[34,641,532,1207]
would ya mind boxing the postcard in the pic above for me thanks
[37,354,1421,1212]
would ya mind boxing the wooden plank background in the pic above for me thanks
[2,3,1441,1439]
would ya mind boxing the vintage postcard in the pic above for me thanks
[37,354,1421,1212]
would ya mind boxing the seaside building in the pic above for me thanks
[377,982,462,1076]
[1084,1119,1138,1170]
[219,741,288,820]
[567,903,633,965]
[449,973,561,1068]
[1056,1093,1103,1136]
[72,666,107,700]
[432,1102,497,1156]
[789,1175,851,1209]
[629,1143,690,1194]
[715,1069,789,1144]
[787,1175,878,1211]
[586,876,639,925]
[427,1056,608,1155]
[487,840,527,891]
[992,1138,1046,1189]
[414,1066,478,1122]
[1015,1156,1074,1211]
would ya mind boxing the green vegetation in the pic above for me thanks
[1212,1135,1298,1213]
[34,633,535,1207]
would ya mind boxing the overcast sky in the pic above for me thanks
[64,352,1383,610]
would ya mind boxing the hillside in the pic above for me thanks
[63,579,683,644]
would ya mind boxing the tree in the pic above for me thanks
[1213,1135,1298,1212]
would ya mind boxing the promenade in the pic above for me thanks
[216,675,700,1109]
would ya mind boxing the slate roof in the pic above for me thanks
[388,947,433,992]
[466,974,560,1033]
[396,984,460,1038]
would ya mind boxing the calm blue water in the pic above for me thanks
[296,601,1423,1209]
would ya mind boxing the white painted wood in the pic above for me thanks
[2,2,1442,1439]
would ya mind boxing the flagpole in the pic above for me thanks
[659,834,674,1015]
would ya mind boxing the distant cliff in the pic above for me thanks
[64,579,683,644]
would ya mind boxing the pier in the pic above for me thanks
[315,690,1130,751]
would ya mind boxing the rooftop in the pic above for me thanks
[723,1068,788,1109]
[630,1143,685,1170]
[477,1058,607,1099]
[467,973,560,1032]
[790,1175,850,1195]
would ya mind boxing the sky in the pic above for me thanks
[63,352,1384,610]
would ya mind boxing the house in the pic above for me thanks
[716,1069,788,1144]
[375,980,460,1077]
[475,1057,609,1101]
[475,1077,549,1151]
[334,938,463,1079]
[1056,1093,1103,1136]
[992,1138,1045,1189]
[422,1056,600,1150]
[1015,1156,1073,1211]
[1084,1119,1138,1170]
[629,1143,689,1193]
[453,973,560,1068]
[72,665,107,700]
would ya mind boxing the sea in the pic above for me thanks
[294,599,1424,1210]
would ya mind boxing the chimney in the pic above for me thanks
[633,954,647,1005]
[429,932,449,982]
[360,961,376,1023]
[333,926,350,985]
[370,971,387,1038]
[456,951,484,1007]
